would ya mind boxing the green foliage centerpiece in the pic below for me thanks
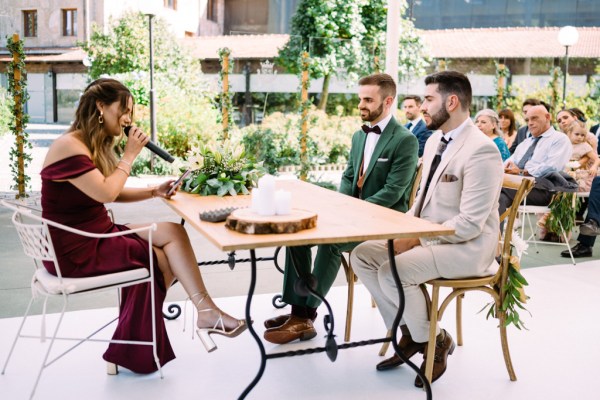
[182,140,265,196]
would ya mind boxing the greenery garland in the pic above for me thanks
[545,192,580,236]
[298,52,312,180]
[218,47,234,141]
[491,61,511,112]
[483,255,531,330]
[548,66,563,116]
[6,35,31,198]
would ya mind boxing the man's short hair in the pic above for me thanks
[522,98,541,108]
[358,73,397,100]
[402,95,422,105]
[424,71,472,111]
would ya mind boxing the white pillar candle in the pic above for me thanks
[250,188,261,213]
[275,190,292,215]
[257,175,276,216]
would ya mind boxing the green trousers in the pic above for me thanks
[282,241,360,309]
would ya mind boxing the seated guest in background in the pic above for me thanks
[402,95,433,157]
[591,122,600,147]
[475,108,511,161]
[509,98,542,154]
[500,105,572,216]
[499,108,518,149]
[41,78,246,373]
[561,176,600,258]
[351,71,503,387]
[556,108,598,152]
[566,120,599,192]
[262,73,418,345]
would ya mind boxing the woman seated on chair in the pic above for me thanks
[41,78,246,374]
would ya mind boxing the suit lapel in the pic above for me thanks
[363,117,397,181]
[420,120,473,211]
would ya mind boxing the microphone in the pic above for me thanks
[124,126,175,163]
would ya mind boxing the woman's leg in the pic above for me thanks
[129,222,241,331]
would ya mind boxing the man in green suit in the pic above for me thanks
[263,73,419,344]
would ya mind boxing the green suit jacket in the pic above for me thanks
[339,116,418,212]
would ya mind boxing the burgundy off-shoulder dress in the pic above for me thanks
[41,155,175,373]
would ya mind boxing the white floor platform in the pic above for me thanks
[1,261,600,400]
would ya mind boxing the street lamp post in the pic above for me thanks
[558,26,579,108]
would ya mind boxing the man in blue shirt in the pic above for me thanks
[402,95,432,157]
[499,105,572,215]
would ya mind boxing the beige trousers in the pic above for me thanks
[350,240,441,343]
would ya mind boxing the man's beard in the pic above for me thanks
[426,106,450,130]
[361,102,384,123]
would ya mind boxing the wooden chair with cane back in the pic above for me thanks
[340,161,424,345]
[419,174,534,385]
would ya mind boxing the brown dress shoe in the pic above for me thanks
[264,314,291,329]
[415,329,456,388]
[264,313,317,329]
[263,315,317,344]
[376,335,426,371]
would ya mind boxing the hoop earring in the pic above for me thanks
[98,112,104,125]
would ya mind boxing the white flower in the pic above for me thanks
[188,155,204,170]
[510,231,529,258]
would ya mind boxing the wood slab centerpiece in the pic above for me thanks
[225,208,317,234]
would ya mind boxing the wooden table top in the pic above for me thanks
[163,179,454,251]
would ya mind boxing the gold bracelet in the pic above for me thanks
[116,166,130,176]
[119,159,132,167]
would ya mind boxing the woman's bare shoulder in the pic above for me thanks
[43,131,91,168]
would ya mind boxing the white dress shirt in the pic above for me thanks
[363,112,393,173]
[504,126,572,178]
[438,117,469,160]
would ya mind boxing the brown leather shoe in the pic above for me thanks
[376,335,426,371]
[264,314,291,329]
[263,313,317,329]
[263,315,317,344]
[415,329,456,388]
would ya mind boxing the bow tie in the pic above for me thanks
[361,125,381,135]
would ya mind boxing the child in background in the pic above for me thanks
[567,120,599,192]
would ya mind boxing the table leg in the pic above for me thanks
[387,239,432,399]
[239,249,266,400]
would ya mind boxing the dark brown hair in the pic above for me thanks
[424,70,472,111]
[358,73,397,101]
[402,95,422,105]
[498,108,516,136]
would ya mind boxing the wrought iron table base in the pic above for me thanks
[239,240,432,399]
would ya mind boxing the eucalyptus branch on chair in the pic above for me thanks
[482,232,531,330]
[545,192,580,236]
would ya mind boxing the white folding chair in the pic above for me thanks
[518,197,575,265]
[0,200,162,399]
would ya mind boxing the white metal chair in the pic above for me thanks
[518,197,575,265]
[0,200,162,399]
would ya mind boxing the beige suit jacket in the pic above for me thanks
[408,119,504,278]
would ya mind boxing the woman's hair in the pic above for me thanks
[70,78,133,176]
[556,107,587,124]
[498,108,516,136]
[474,108,502,137]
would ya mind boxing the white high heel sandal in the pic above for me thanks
[190,293,247,353]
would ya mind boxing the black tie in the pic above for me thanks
[415,137,452,217]
[516,136,542,170]
[406,122,413,130]
[361,125,382,135]
[424,137,452,194]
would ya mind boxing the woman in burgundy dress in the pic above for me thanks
[41,78,246,374]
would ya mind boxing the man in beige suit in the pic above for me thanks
[350,71,504,387]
